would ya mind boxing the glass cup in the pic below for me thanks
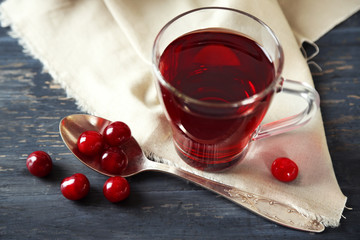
[152,7,319,172]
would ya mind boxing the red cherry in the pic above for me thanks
[103,121,131,146]
[271,157,299,182]
[77,130,104,156]
[61,173,90,200]
[26,151,53,177]
[103,176,130,203]
[101,147,128,174]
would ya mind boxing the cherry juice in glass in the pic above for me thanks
[158,29,276,171]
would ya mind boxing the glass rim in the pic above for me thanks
[152,6,284,108]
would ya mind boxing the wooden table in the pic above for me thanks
[0,11,359,240]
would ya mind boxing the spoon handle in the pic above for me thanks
[144,159,324,232]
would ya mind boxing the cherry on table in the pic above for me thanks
[26,151,53,177]
[103,176,130,203]
[77,130,104,156]
[271,157,299,182]
[103,121,131,146]
[61,173,90,200]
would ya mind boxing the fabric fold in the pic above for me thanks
[278,0,360,45]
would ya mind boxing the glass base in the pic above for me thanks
[174,142,250,172]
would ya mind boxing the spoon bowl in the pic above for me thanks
[59,114,148,177]
[59,114,324,232]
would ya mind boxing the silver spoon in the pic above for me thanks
[59,114,324,232]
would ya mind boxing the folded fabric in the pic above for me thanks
[1,0,358,228]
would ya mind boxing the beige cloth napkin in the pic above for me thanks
[1,0,359,228]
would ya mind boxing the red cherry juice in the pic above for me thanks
[158,29,276,171]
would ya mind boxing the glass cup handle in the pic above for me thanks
[253,79,320,140]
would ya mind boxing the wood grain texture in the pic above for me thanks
[0,11,359,240]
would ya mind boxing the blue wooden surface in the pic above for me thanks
[0,10,359,240]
